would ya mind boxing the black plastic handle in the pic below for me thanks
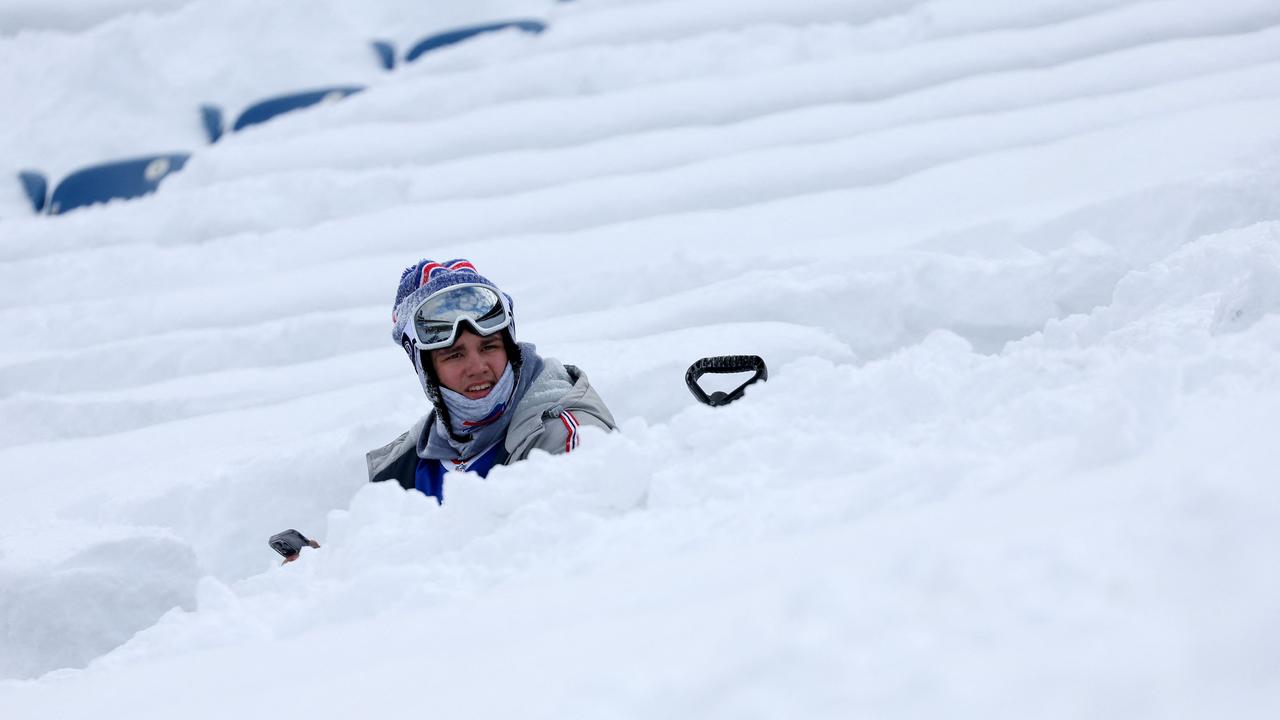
[685,355,768,407]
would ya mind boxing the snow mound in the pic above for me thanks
[3,0,1280,717]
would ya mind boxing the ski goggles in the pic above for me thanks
[406,283,512,350]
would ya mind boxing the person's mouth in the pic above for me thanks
[465,381,494,397]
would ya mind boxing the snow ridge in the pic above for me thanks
[2,1,1280,718]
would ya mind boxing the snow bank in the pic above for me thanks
[3,0,1280,717]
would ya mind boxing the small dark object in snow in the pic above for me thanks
[268,529,320,563]
[685,355,768,407]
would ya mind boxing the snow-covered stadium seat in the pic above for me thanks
[42,152,190,215]
[402,19,546,64]
[17,170,48,213]
[201,85,365,143]
[371,40,396,71]
[200,104,225,144]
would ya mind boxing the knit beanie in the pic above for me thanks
[391,259,521,442]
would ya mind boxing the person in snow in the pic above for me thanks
[366,258,616,502]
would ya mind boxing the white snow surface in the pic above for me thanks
[3,0,1280,716]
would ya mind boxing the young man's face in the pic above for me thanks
[430,329,509,399]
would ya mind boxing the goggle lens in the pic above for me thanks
[412,285,508,348]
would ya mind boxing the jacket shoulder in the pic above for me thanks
[524,405,614,458]
[366,414,430,488]
[506,361,616,461]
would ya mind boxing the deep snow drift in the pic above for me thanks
[2,1,1280,717]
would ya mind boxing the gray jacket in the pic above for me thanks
[366,357,616,489]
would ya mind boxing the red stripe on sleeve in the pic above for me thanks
[559,412,574,453]
[566,411,579,450]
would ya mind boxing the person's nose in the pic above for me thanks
[462,352,488,377]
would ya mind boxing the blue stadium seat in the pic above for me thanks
[47,153,190,215]
[231,86,365,134]
[371,40,396,71]
[404,19,546,63]
[18,170,48,213]
[200,104,225,144]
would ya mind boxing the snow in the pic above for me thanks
[2,0,1280,717]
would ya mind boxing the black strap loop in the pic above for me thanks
[685,355,768,407]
